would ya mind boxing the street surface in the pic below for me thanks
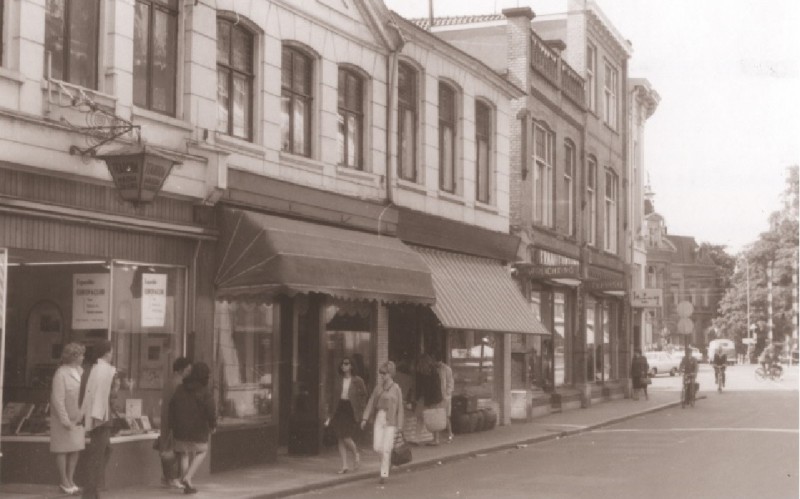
[295,364,799,499]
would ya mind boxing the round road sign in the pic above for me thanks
[677,317,694,335]
[677,301,694,318]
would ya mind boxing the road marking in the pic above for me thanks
[592,428,798,434]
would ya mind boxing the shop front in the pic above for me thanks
[212,208,435,462]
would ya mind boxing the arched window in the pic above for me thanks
[337,67,364,169]
[475,100,492,203]
[217,17,254,140]
[281,46,313,156]
[439,82,457,193]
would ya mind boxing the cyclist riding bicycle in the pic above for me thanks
[712,352,727,388]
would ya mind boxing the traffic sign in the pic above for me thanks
[677,300,694,318]
[677,317,694,335]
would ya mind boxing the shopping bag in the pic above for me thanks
[644,377,652,385]
[422,407,447,433]
[391,431,412,466]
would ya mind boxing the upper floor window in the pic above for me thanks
[604,168,618,253]
[439,82,457,193]
[337,68,364,169]
[133,0,179,115]
[586,43,596,113]
[45,0,100,89]
[281,46,313,156]
[603,60,618,129]
[533,122,554,227]
[563,140,576,236]
[1,0,5,66]
[217,18,254,140]
[398,62,418,182]
[475,101,492,204]
[586,156,597,246]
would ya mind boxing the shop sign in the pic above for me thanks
[528,249,580,279]
[585,267,625,292]
[72,273,110,329]
[631,289,663,308]
[141,273,167,328]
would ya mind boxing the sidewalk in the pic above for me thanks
[0,389,690,499]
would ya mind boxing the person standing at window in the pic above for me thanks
[361,361,403,485]
[325,357,367,474]
[50,343,86,495]
[156,357,192,489]
[79,340,116,499]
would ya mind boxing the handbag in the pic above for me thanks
[391,431,412,466]
[422,407,447,433]
[644,376,652,385]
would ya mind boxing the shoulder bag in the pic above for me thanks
[391,430,412,466]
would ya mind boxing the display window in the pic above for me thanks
[215,300,276,425]
[1,251,187,438]
[449,330,496,401]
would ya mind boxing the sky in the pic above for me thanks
[383,0,800,255]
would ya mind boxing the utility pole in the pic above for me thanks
[767,260,773,343]
[745,258,751,339]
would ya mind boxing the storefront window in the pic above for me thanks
[586,297,597,382]
[527,292,544,389]
[450,331,495,400]
[324,300,373,411]
[215,300,275,424]
[554,292,565,386]
[602,302,611,381]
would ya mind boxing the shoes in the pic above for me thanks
[180,479,197,495]
[169,479,184,489]
[59,484,79,495]
[447,435,453,443]
[353,453,361,470]
[336,468,349,474]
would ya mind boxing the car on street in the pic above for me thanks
[644,351,679,377]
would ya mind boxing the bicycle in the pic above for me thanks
[681,373,696,408]
[754,363,783,382]
[713,365,726,392]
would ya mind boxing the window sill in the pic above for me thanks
[396,178,427,195]
[336,165,380,184]
[436,190,465,205]
[215,132,266,158]
[280,151,325,173]
[133,106,193,132]
[0,67,25,85]
[40,79,117,109]
[475,201,498,214]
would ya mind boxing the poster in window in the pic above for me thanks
[72,273,110,329]
[141,274,167,328]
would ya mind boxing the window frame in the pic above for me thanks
[217,17,255,141]
[45,0,101,89]
[533,121,554,227]
[604,168,619,253]
[586,43,597,113]
[133,0,179,116]
[337,67,364,170]
[438,81,458,194]
[563,140,576,236]
[397,62,418,182]
[475,100,493,204]
[586,156,597,246]
[281,45,313,156]
[603,59,619,129]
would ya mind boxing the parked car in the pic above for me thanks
[644,351,679,377]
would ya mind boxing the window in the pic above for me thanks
[563,141,576,235]
[45,0,100,89]
[398,62,418,182]
[586,156,597,246]
[586,43,596,113]
[439,82,457,193]
[1,0,4,66]
[281,46,313,156]
[533,122,554,227]
[337,68,364,169]
[603,60,618,128]
[133,0,178,115]
[604,169,618,253]
[475,101,492,203]
[217,18,254,140]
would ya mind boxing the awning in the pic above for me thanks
[215,209,435,304]
[413,246,550,335]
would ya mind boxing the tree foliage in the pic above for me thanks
[712,165,799,350]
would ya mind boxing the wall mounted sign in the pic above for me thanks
[141,273,167,328]
[631,289,663,308]
[72,273,110,329]
[525,249,581,279]
[585,267,625,292]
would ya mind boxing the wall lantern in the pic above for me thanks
[96,145,181,206]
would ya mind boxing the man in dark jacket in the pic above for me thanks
[158,357,192,489]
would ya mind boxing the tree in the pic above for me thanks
[712,165,799,351]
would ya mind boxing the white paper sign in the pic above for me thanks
[141,274,167,328]
[72,273,110,329]
[125,399,142,419]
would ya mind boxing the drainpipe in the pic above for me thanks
[380,21,405,235]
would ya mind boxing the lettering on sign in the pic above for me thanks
[72,273,110,329]
[141,274,167,328]
[529,249,580,279]
[631,289,663,308]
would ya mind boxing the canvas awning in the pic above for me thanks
[215,209,435,304]
[413,246,550,335]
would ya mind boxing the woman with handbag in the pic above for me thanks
[631,349,650,401]
[325,357,367,474]
[170,362,216,494]
[360,361,404,484]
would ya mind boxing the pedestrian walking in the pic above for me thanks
[434,351,454,443]
[361,361,404,485]
[630,349,650,400]
[156,357,192,489]
[325,357,367,474]
[170,361,216,495]
[79,340,117,499]
[50,342,86,495]
[414,353,444,445]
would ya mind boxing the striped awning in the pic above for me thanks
[215,209,435,304]
[413,246,550,335]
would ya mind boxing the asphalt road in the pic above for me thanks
[295,364,799,499]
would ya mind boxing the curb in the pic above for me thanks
[249,396,704,499]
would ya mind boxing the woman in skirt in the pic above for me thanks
[326,357,367,473]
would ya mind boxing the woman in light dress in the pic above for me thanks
[50,342,86,495]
